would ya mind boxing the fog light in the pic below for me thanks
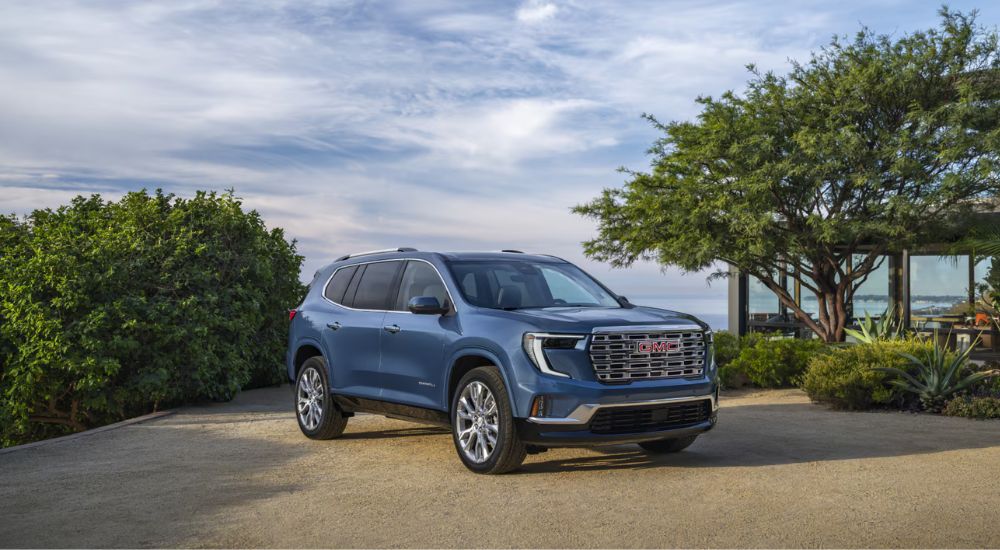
[530,395,550,417]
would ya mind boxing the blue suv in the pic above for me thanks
[288,248,718,473]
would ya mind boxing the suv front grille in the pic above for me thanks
[589,329,705,383]
[589,400,712,435]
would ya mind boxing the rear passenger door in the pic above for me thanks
[318,260,403,399]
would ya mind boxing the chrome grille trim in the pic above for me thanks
[589,328,706,382]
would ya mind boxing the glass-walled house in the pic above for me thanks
[728,250,999,352]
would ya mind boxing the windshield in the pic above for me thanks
[447,260,621,310]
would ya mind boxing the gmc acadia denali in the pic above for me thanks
[287,248,718,474]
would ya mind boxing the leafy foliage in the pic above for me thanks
[0,190,304,446]
[715,331,764,388]
[801,339,934,410]
[943,395,1000,419]
[574,10,1000,342]
[876,334,997,412]
[712,330,741,367]
[726,337,828,388]
[844,307,903,344]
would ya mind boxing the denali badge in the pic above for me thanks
[636,340,679,353]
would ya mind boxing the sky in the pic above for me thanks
[0,0,994,321]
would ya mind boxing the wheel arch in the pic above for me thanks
[291,339,327,381]
[444,348,517,414]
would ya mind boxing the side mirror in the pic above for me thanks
[408,296,448,315]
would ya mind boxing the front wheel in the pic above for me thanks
[451,367,526,474]
[295,357,348,440]
[638,435,698,454]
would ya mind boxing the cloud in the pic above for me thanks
[517,1,558,24]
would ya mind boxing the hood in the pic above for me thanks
[495,305,708,333]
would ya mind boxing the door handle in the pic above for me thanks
[383,324,401,334]
[326,322,342,331]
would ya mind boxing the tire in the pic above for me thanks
[451,366,527,474]
[638,435,698,454]
[295,357,348,440]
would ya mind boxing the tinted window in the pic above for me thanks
[447,260,620,310]
[342,264,365,307]
[394,261,449,311]
[352,261,403,310]
[323,265,357,304]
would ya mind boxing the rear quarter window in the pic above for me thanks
[323,265,358,304]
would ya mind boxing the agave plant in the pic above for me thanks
[845,306,903,344]
[876,333,998,412]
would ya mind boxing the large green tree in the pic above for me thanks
[575,9,1000,342]
[0,190,304,445]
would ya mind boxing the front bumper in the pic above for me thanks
[515,392,718,447]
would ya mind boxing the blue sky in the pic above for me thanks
[0,0,993,319]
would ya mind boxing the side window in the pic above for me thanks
[352,261,403,310]
[323,265,358,304]
[394,261,449,311]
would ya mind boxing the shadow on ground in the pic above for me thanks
[517,400,1000,473]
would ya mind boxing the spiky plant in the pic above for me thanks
[876,333,998,412]
[845,306,903,344]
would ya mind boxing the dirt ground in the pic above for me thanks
[2,386,1000,548]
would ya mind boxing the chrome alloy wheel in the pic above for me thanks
[297,367,325,431]
[455,381,499,463]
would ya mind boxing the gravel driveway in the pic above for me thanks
[2,386,999,548]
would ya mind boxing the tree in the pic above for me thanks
[575,9,1000,342]
[0,190,305,446]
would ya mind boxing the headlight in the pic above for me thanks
[704,329,714,343]
[522,333,586,378]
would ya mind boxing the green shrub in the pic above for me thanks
[713,330,740,367]
[876,335,993,412]
[943,396,1000,419]
[0,190,305,446]
[801,339,934,410]
[727,337,828,388]
[715,331,765,388]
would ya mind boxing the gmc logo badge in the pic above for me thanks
[637,340,678,353]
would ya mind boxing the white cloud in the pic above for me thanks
[391,98,614,168]
[516,1,558,24]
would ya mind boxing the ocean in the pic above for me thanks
[631,295,729,331]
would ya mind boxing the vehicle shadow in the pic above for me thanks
[340,426,450,440]
[516,401,1000,474]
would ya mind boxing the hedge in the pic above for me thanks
[0,190,304,446]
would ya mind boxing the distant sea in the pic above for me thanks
[631,295,728,331]
[626,294,971,333]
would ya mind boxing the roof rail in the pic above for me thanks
[335,247,418,262]
[500,249,524,253]
[538,254,568,262]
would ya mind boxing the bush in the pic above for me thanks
[0,190,304,446]
[713,330,740,368]
[943,396,1000,419]
[715,331,765,388]
[726,337,828,388]
[801,339,934,410]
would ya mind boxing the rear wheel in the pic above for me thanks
[295,357,348,440]
[451,367,526,474]
[638,435,698,454]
